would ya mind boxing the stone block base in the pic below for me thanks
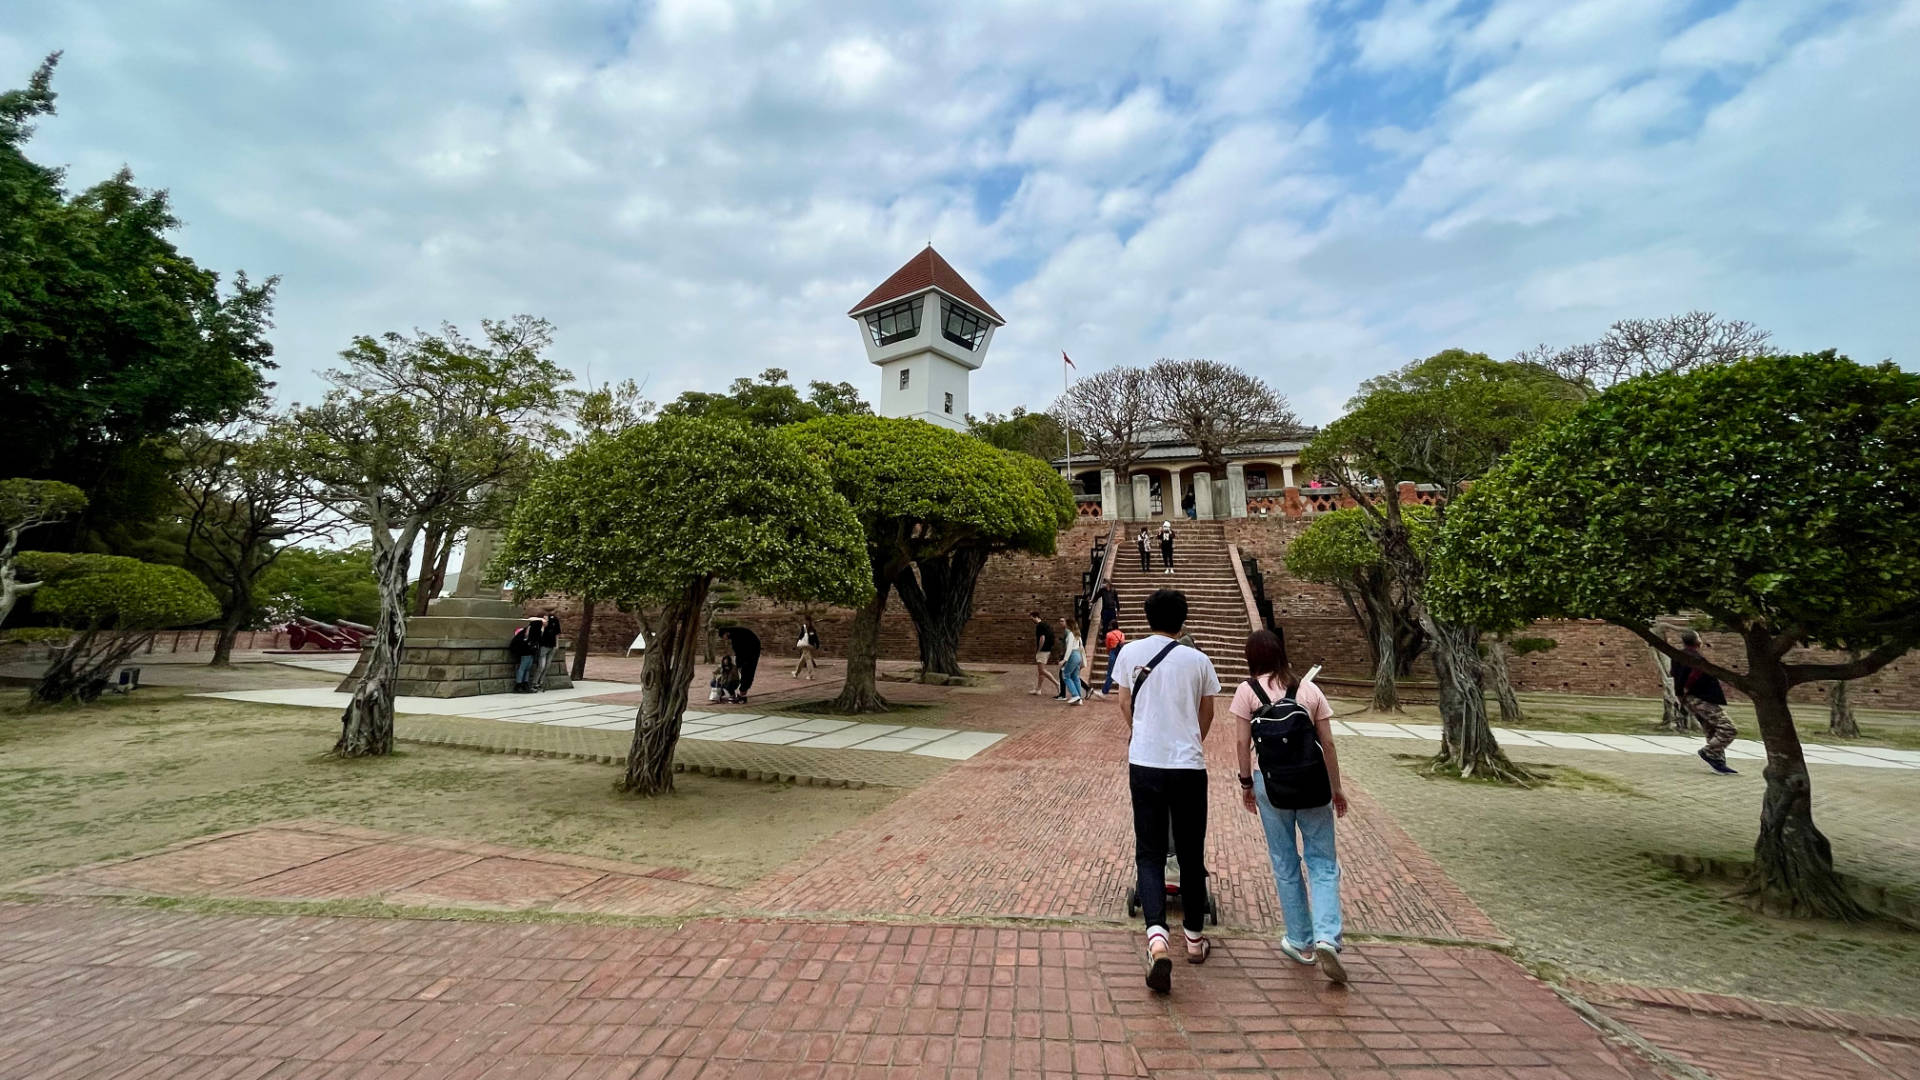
[335,639,574,698]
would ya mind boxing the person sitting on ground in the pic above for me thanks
[1111,588,1220,994]
[709,654,740,703]
[1230,627,1349,984]
[508,617,541,693]
[1030,611,1060,696]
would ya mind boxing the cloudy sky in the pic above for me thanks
[5,0,1915,424]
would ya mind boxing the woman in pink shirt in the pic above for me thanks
[1228,628,1351,984]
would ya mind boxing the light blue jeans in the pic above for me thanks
[1253,776,1343,950]
[515,654,535,686]
[1061,651,1084,699]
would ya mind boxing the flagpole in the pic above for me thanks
[1063,353,1072,501]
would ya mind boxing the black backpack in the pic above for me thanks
[1246,679,1332,810]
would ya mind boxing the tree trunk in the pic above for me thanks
[1427,616,1528,781]
[570,596,595,682]
[894,547,988,678]
[622,578,709,795]
[1741,643,1867,920]
[832,562,893,713]
[1483,636,1524,726]
[335,529,413,758]
[209,601,248,668]
[1828,678,1858,738]
[0,562,40,628]
[412,523,445,616]
[1359,586,1399,713]
[1649,646,1693,732]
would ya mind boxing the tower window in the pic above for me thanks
[899,368,910,390]
[944,392,954,414]
[866,297,923,346]
[941,300,988,350]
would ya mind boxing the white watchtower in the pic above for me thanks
[848,245,1004,431]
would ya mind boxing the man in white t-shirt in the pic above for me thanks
[1111,587,1221,995]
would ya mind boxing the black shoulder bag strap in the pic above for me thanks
[1131,639,1183,699]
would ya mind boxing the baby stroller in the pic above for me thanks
[1125,823,1218,925]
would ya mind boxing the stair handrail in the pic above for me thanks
[1226,542,1265,634]
[1080,520,1120,642]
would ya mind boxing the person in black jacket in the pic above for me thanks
[1671,630,1738,774]
[1136,528,1152,573]
[718,626,761,704]
[1099,584,1120,634]
[1030,611,1060,696]
[531,613,561,691]
[508,618,541,692]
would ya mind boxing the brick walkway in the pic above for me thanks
[739,705,1502,942]
[1598,1001,1920,1080]
[0,903,1659,1080]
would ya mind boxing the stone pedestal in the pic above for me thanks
[1130,474,1152,522]
[1192,471,1214,519]
[334,529,574,698]
[1100,469,1119,520]
[1226,463,1249,518]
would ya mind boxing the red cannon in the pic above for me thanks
[284,617,371,651]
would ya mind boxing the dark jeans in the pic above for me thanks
[1103,647,1120,693]
[1138,550,1151,572]
[1160,545,1174,568]
[736,653,759,695]
[1130,764,1209,933]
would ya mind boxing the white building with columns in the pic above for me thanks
[1051,426,1318,521]
[848,246,1003,431]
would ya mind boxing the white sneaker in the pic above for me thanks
[1069,696,1082,705]
[1279,939,1315,966]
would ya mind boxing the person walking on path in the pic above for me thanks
[1059,617,1086,705]
[1112,588,1220,994]
[1030,611,1060,696]
[1230,627,1350,984]
[1097,624,1125,698]
[1159,521,1176,574]
[508,617,541,693]
[1136,528,1152,573]
[531,612,561,691]
[792,616,821,679]
[1099,583,1120,634]
[1672,629,1738,774]
[718,626,761,704]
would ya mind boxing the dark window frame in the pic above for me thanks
[940,299,989,350]
[899,368,910,391]
[865,297,924,346]
[943,391,954,414]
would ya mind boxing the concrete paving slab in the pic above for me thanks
[734,729,815,745]
[1394,724,1445,740]
[785,718,856,734]
[911,731,1007,760]
[846,732,945,753]
[792,724,904,749]
[1346,722,1423,739]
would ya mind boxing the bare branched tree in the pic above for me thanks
[1052,366,1154,476]
[1516,311,1772,393]
[1147,358,1298,472]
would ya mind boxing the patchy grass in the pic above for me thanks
[0,690,898,888]
[1387,753,1634,794]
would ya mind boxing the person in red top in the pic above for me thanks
[1096,625,1125,698]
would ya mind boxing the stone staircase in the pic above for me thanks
[1091,522,1254,692]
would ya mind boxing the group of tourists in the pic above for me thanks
[506,613,562,693]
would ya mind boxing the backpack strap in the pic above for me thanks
[1131,639,1183,698]
[1245,677,1273,707]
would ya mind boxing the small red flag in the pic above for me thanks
[1062,351,1076,369]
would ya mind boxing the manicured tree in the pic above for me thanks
[20,553,218,702]
[291,316,568,757]
[495,418,868,794]
[1052,366,1154,481]
[564,378,656,678]
[1,478,86,626]
[782,416,1073,710]
[1148,358,1298,473]
[1429,353,1920,919]
[1285,504,1434,711]
[891,452,1075,679]
[1300,350,1579,780]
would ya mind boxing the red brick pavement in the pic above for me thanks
[0,903,1658,1080]
[1598,1001,1920,1080]
[738,707,1501,942]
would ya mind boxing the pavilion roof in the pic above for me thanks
[849,246,1004,324]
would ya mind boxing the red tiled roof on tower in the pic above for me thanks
[849,246,1004,324]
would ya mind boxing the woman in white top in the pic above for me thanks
[1228,627,1350,984]
[1058,616,1085,705]
[792,615,820,679]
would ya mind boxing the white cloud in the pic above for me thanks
[0,0,1910,434]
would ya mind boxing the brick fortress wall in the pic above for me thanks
[529,515,1920,709]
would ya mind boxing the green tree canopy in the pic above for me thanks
[0,477,87,626]
[1429,352,1920,918]
[497,416,870,792]
[780,415,1074,705]
[658,368,869,428]
[2,56,277,523]
[968,407,1066,464]
[1285,504,1435,586]
[17,551,218,702]
[254,545,382,626]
